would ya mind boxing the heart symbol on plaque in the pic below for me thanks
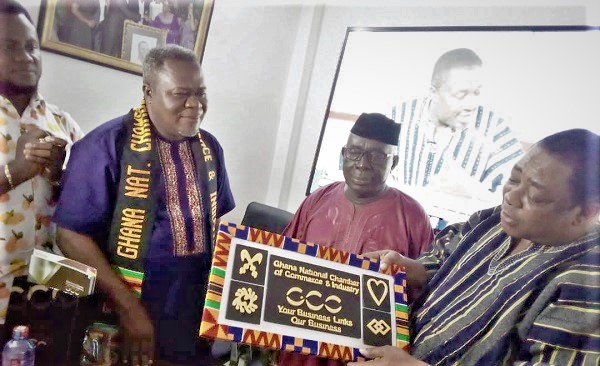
[367,278,388,306]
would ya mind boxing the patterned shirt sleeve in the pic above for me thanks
[47,105,85,143]
[60,110,85,142]
[417,208,493,279]
[514,248,600,365]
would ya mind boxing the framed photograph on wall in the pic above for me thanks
[308,25,600,224]
[121,20,167,65]
[37,0,214,75]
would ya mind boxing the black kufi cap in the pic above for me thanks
[350,113,400,145]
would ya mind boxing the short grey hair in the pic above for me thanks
[142,45,200,84]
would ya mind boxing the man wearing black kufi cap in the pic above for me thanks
[279,113,434,366]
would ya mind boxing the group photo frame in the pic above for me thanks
[37,0,214,75]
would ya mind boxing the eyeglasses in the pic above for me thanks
[342,147,394,165]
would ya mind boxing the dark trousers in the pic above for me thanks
[142,255,211,365]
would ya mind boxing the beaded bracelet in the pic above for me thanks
[4,164,15,190]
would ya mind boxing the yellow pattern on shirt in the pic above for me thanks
[0,94,84,324]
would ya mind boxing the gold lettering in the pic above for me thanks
[125,186,148,199]
[117,113,152,261]
[122,208,146,220]
[132,126,150,136]
[120,226,142,238]
[130,117,152,151]
[127,165,150,176]
[117,246,137,259]
[126,176,149,188]
[124,166,150,199]
[291,316,306,326]
[131,142,151,152]
[208,170,216,181]
[117,234,140,248]
[200,139,212,157]
[131,134,151,146]
[121,215,143,229]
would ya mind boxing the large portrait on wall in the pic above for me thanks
[309,26,600,224]
[37,0,214,74]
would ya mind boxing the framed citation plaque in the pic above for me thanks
[199,222,409,362]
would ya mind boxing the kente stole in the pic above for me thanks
[107,101,218,296]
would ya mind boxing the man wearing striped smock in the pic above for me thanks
[391,48,523,201]
[350,129,600,366]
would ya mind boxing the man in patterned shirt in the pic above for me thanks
[351,129,599,366]
[391,48,523,208]
[0,0,83,331]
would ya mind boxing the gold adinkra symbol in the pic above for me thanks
[232,287,259,314]
[367,278,388,306]
[286,287,342,314]
[239,249,263,278]
[367,319,391,336]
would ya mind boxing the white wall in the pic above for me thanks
[20,0,600,222]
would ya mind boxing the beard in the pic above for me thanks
[0,80,38,96]
[177,116,203,138]
[177,128,199,138]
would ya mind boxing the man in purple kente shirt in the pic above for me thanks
[279,113,434,366]
[54,45,234,366]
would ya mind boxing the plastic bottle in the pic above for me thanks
[2,325,35,366]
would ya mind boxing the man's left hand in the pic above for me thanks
[347,346,428,366]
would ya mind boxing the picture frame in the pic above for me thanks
[37,0,215,75]
[308,25,600,224]
[121,20,167,65]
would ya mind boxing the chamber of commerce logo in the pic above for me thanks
[285,287,342,314]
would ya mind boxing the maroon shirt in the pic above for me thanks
[280,182,433,366]
[284,181,433,259]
